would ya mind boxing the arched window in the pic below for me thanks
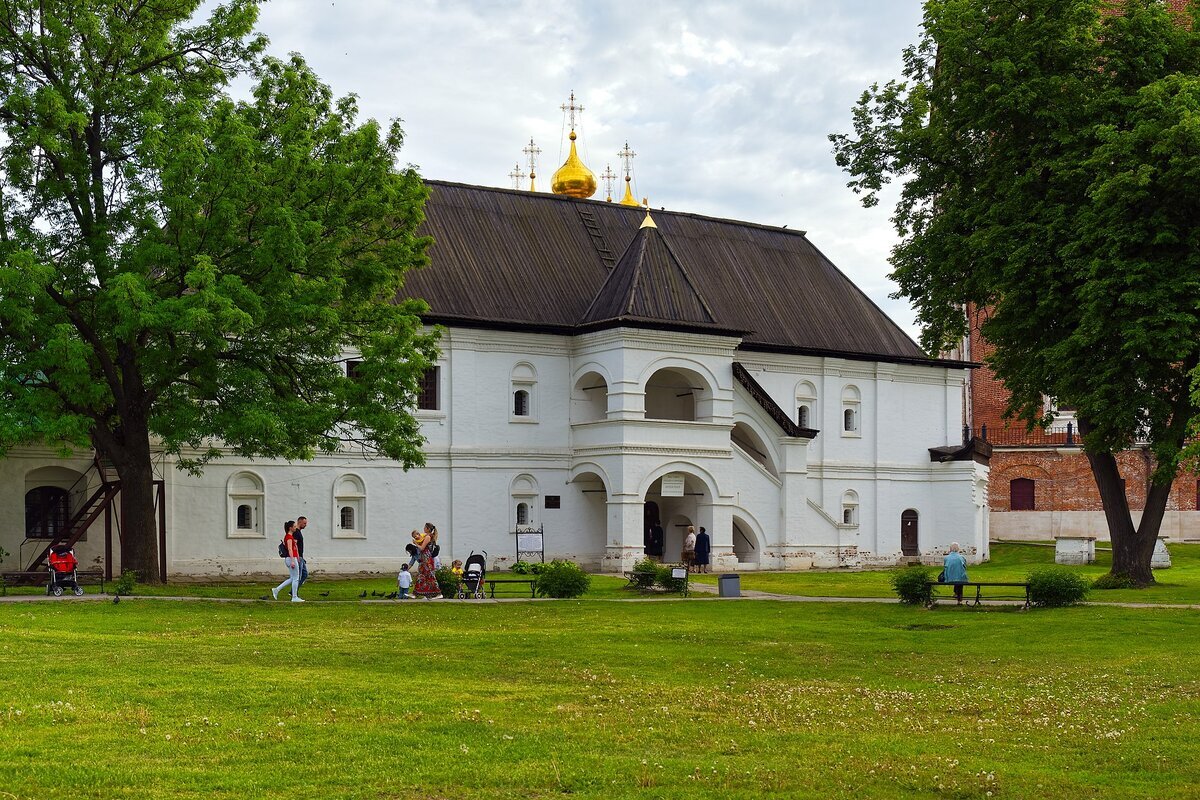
[25,486,70,539]
[795,380,817,430]
[841,490,859,526]
[333,474,367,538]
[511,362,538,422]
[841,385,861,436]
[1010,478,1035,511]
[227,472,264,538]
[511,473,538,529]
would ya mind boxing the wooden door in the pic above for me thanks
[900,509,919,556]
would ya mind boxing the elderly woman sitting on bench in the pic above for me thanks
[943,542,969,605]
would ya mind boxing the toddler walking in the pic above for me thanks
[397,563,412,599]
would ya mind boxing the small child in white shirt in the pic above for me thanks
[397,564,412,599]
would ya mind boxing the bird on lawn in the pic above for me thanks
[319,591,330,597]
[386,592,397,599]
[371,590,380,597]
[259,595,271,601]
[112,595,120,605]
[358,590,367,598]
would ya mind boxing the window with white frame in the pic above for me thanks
[841,490,859,526]
[841,385,861,436]
[332,474,366,538]
[511,362,537,422]
[511,473,538,529]
[795,380,817,429]
[227,472,265,538]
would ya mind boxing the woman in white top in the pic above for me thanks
[682,525,698,572]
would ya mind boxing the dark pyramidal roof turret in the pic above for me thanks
[581,212,729,332]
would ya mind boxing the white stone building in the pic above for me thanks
[2,180,989,579]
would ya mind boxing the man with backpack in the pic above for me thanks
[294,516,310,588]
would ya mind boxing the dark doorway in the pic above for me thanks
[901,509,919,556]
[1010,478,1035,511]
[643,501,663,558]
[26,486,70,539]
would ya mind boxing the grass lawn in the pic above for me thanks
[692,542,1200,605]
[1,599,1199,799]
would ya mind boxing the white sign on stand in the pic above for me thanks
[660,473,686,497]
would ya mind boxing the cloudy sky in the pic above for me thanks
[244,0,927,340]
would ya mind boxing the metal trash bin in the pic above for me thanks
[718,573,741,598]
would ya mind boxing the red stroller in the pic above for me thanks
[47,545,85,597]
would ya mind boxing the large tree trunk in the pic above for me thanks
[1085,449,1161,586]
[93,411,162,584]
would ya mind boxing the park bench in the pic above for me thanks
[485,578,537,598]
[0,570,106,596]
[928,580,1030,609]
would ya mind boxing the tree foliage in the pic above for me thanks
[832,0,1200,583]
[0,1,439,579]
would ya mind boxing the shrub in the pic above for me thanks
[528,561,549,576]
[534,560,590,599]
[1027,568,1090,607]
[435,566,460,598]
[1092,572,1136,591]
[655,564,687,593]
[510,561,532,575]
[891,566,936,606]
[114,569,138,597]
[627,558,659,590]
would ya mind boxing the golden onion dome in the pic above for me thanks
[551,132,597,198]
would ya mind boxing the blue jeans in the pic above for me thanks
[299,558,308,587]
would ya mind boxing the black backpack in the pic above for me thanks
[278,540,288,558]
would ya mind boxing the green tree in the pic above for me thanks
[0,1,439,581]
[832,0,1200,585]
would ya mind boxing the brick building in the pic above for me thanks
[954,307,1200,542]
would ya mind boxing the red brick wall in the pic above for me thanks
[966,307,1200,514]
[989,450,1200,512]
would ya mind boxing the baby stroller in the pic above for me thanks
[47,545,84,597]
[457,551,487,599]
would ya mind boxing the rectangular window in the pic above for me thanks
[417,366,440,410]
[345,360,363,381]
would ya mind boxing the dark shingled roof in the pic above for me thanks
[403,180,965,367]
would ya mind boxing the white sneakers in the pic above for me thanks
[271,587,279,600]
[291,596,305,603]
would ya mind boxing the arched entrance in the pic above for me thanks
[901,509,919,556]
[643,501,663,558]
[24,465,88,540]
[568,467,610,569]
[642,470,713,563]
[733,516,761,565]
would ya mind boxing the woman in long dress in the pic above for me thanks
[413,522,441,599]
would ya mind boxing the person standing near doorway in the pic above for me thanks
[694,526,711,573]
[294,515,309,588]
[682,525,697,572]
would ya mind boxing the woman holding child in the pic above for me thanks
[413,522,441,599]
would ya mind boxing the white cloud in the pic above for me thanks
[215,0,926,340]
